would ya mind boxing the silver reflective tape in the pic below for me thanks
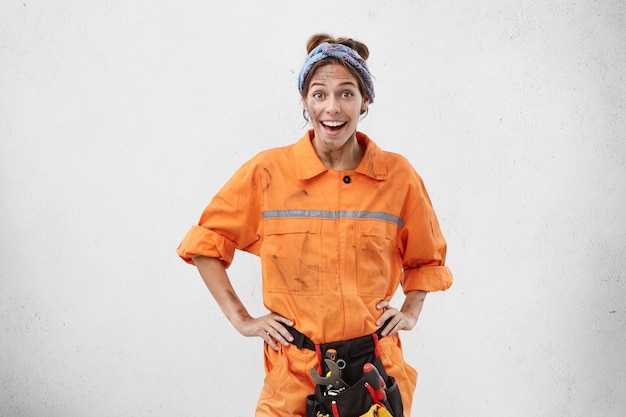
[262,210,404,227]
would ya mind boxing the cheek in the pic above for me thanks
[351,104,365,118]
[305,101,321,118]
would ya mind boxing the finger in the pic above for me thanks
[273,314,295,327]
[382,320,401,337]
[376,310,391,327]
[380,318,395,336]
[266,314,293,345]
[381,314,404,336]
[265,325,293,347]
[263,329,282,351]
[267,315,295,344]
[266,337,280,351]
[273,325,294,344]
[375,305,398,326]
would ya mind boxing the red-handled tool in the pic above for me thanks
[363,362,386,401]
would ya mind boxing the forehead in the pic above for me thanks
[309,63,358,86]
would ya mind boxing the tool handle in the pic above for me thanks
[363,363,386,401]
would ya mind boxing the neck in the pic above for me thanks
[312,133,365,171]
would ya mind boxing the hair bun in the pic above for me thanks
[306,33,370,60]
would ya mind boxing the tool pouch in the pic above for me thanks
[285,325,404,417]
[306,371,401,417]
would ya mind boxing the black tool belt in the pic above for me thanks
[285,325,404,417]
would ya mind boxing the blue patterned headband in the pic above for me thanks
[297,42,375,103]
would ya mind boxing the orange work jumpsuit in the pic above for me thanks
[178,130,452,416]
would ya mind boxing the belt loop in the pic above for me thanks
[372,333,380,358]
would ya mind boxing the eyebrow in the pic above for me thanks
[310,80,358,88]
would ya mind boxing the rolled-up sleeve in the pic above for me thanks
[176,158,263,267]
[402,265,452,292]
[399,168,453,293]
[177,225,237,266]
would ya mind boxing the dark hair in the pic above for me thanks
[300,33,371,102]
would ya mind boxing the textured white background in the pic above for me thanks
[1,1,625,416]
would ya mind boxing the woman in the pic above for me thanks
[177,34,453,417]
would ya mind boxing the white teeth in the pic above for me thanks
[323,121,346,127]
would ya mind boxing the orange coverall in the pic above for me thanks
[178,130,452,416]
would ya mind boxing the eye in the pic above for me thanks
[313,92,324,100]
[341,91,354,99]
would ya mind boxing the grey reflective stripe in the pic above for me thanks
[262,210,404,227]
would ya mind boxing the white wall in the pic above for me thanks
[1,1,625,416]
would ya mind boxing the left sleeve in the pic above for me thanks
[398,164,453,293]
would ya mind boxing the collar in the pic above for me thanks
[294,130,388,181]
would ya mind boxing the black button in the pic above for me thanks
[343,175,351,184]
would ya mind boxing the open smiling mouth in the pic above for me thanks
[322,121,347,131]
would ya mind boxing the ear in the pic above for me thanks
[360,96,370,114]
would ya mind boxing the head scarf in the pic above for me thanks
[297,42,375,103]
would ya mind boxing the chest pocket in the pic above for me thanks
[262,219,323,295]
[356,221,398,297]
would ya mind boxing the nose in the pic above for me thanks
[326,95,341,113]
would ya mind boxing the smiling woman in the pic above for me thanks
[297,36,374,171]
[177,33,453,417]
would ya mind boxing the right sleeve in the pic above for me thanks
[176,157,263,267]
